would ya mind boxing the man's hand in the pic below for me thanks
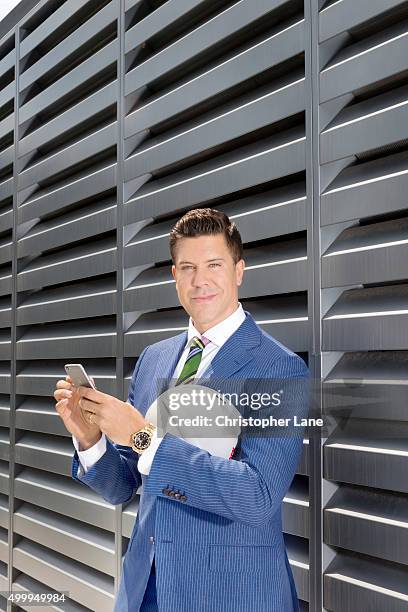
[54,375,102,450]
[76,385,148,446]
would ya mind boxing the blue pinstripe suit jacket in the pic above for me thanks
[72,310,310,611]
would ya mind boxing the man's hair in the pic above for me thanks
[169,208,244,264]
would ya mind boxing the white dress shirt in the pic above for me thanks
[72,302,246,478]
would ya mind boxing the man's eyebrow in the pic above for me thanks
[178,258,225,265]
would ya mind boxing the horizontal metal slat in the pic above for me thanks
[15,467,115,532]
[324,554,408,612]
[16,400,71,437]
[0,237,12,266]
[19,2,117,92]
[20,0,100,60]
[17,278,117,326]
[0,177,13,203]
[320,21,408,102]
[323,284,408,351]
[125,76,305,179]
[0,113,13,140]
[125,128,306,223]
[16,318,117,360]
[125,0,215,53]
[0,430,9,462]
[324,436,408,493]
[0,81,14,107]
[13,541,114,611]
[0,462,8,497]
[321,85,408,164]
[0,143,13,170]
[18,199,116,257]
[323,351,408,423]
[0,47,13,79]
[19,122,117,190]
[0,496,8,530]
[13,572,89,612]
[0,377,10,397]
[17,237,117,292]
[14,503,115,576]
[19,40,118,125]
[0,406,9,429]
[319,0,407,43]
[126,0,297,92]
[285,533,309,603]
[15,433,77,476]
[325,487,408,565]
[125,19,304,130]
[0,529,7,564]
[18,163,116,224]
[322,217,408,287]
[19,81,117,158]
[321,151,408,226]
[282,477,309,538]
[0,206,13,234]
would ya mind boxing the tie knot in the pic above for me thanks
[191,335,210,350]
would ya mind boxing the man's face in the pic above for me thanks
[171,234,245,333]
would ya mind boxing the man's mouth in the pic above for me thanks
[192,295,217,302]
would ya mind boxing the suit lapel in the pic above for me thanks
[199,311,261,380]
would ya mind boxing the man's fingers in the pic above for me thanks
[79,397,100,414]
[55,398,71,418]
[56,379,72,390]
[53,388,73,402]
[78,386,103,403]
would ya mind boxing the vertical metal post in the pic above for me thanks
[114,0,126,597]
[8,23,19,612]
[305,0,323,610]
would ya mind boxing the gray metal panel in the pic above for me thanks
[319,0,407,42]
[19,2,118,91]
[320,21,408,102]
[125,130,306,223]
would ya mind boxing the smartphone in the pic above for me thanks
[64,363,96,389]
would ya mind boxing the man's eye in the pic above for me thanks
[181,266,193,271]
[209,263,221,268]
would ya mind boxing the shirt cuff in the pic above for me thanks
[137,428,162,475]
[72,433,107,476]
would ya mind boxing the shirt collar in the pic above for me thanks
[187,302,246,349]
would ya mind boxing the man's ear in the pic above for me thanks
[236,259,245,286]
[171,264,176,280]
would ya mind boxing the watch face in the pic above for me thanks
[134,431,151,450]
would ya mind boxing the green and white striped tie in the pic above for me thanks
[175,335,210,386]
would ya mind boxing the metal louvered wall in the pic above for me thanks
[0,0,407,611]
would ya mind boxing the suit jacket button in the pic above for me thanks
[180,495,187,502]
[162,488,169,495]
[168,490,175,497]
[174,493,181,500]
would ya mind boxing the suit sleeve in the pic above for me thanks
[71,347,149,504]
[143,354,310,528]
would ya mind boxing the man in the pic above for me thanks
[54,208,310,611]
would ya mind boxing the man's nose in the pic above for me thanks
[192,268,210,286]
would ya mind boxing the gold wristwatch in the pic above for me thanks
[130,422,156,454]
